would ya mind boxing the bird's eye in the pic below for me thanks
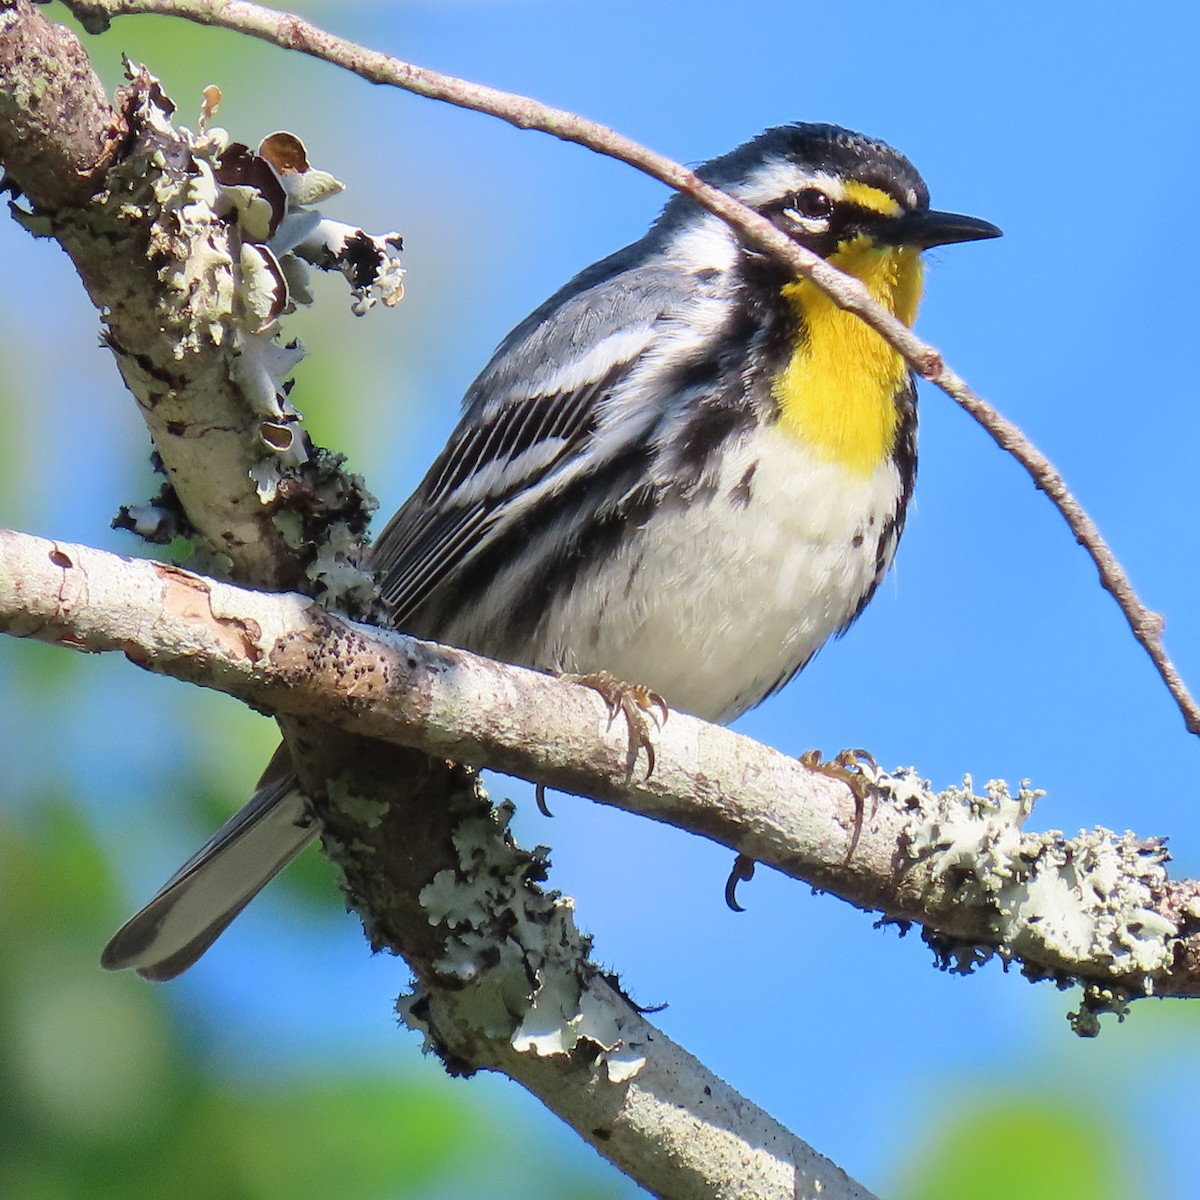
[792,188,833,220]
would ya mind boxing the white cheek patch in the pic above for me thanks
[665,214,739,274]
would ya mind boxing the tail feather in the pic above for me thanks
[102,778,317,980]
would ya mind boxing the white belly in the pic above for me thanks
[540,426,903,723]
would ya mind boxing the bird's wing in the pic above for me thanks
[371,242,703,623]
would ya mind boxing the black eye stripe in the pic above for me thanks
[752,189,907,270]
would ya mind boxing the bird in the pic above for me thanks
[102,122,1000,979]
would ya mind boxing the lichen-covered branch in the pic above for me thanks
[0,528,878,1200]
[281,729,875,1200]
[0,0,121,207]
[52,0,1200,739]
[0,0,396,601]
[3,526,1196,1027]
[4,11,1194,1021]
[4,5,1198,1194]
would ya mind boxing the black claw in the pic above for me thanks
[845,747,878,772]
[535,783,554,818]
[641,737,656,779]
[845,790,866,864]
[647,690,669,726]
[724,853,756,912]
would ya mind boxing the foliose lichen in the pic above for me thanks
[867,766,1178,1035]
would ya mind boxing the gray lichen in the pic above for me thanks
[398,794,646,1080]
[90,69,394,609]
[869,766,1178,1034]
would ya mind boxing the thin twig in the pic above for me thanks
[59,0,1200,736]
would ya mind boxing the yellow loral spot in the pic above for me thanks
[774,237,923,476]
[842,181,902,218]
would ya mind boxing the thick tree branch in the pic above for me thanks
[52,0,1200,738]
[0,524,879,1200]
[1,0,388,599]
[0,0,122,206]
[280,727,876,1200]
[3,6,1197,1194]
[3,526,1195,1023]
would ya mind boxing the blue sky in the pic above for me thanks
[3,1,1200,1196]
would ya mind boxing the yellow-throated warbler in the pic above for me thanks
[104,122,1000,978]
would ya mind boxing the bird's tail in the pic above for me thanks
[101,762,317,981]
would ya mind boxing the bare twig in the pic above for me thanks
[3,527,1194,1010]
[56,0,1200,736]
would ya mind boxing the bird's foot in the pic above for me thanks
[567,670,668,777]
[799,747,879,863]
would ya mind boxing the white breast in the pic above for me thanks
[541,425,904,723]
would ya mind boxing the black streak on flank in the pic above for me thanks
[673,403,752,478]
[730,462,757,506]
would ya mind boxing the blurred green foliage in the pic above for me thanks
[0,800,470,1200]
[894,1099,1135,1200]
[0,792,632,1200]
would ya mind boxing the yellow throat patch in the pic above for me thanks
[773,237,923,476]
